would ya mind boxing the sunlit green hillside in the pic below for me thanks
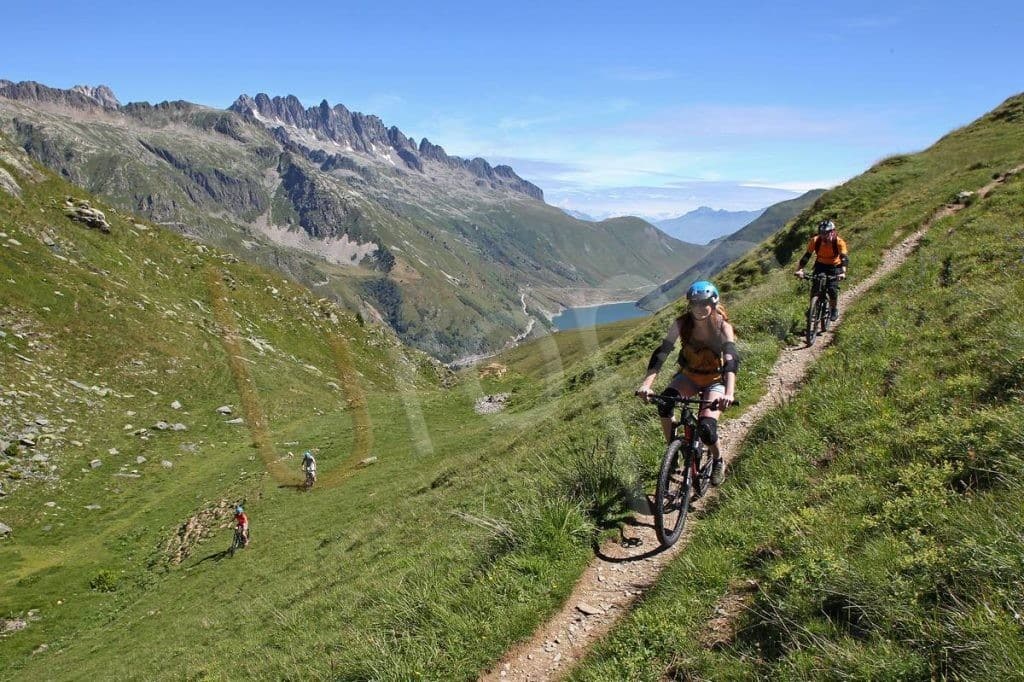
[568,95,1024,680]
[2,91,1024,682]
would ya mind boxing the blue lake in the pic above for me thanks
[551,301,651,332]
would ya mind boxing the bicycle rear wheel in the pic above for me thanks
[654,439,695,547]
[820,298,831,333]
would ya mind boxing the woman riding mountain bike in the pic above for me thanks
[301,450,317,490]
[229,505,249,556]
[795,219,849,322]
[637,280,739,487]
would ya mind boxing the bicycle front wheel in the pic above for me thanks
[820,298,831,333]
[654,439,695,547]
[692,442,711,498]
[806,296,820,346]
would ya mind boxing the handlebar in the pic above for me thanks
[796,272,843,282]
[636,391,739,410]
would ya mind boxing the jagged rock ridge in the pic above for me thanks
[230,93,543,200]
[0,80,120,110]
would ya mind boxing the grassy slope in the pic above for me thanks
[0,96,703,361]
[1,91,1022,681]
[566,96,1024,679]
[0,148,594,679]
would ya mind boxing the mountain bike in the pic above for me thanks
[303,469,316,491]
[799,272,841,346]
[643,394,736,547]
[228,526,247,557]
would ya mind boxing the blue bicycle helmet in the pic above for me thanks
[235,505,243,514]
[686,280,719,305]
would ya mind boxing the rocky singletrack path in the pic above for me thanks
[480,166,1023,681]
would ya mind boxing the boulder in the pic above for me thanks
[63,198,111,232]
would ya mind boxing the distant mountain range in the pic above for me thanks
[638,189,825,311]
[0,80,705,360]
[559,208,597,222]
[655,206,766,244]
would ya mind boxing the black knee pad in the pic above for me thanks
[698,416,718,445]
[657,388,680,418]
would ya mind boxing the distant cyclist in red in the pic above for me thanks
[234,505,249,548]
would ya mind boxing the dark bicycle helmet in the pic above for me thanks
[817,219,836,235]
[685,280,719,305]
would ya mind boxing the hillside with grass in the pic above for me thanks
[2,89,1023,682]
[562,94,1024,679]
[0,82,704,361]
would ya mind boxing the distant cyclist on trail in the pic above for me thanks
[637,280,739,486]
[301,450,317,488]
[795,219,849,321]
[234,505,249,548]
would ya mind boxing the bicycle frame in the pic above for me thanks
[650,396,723,474]
[803,272,840,294]
[800,273,841,344]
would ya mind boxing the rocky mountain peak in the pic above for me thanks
[69,85,120,108]
[0,80,120,109]
[230,91,543,201]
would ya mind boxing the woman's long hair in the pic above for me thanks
[677,302,729,339]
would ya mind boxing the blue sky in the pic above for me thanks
[3,0,1022,219]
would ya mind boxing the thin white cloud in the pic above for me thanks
[741,179,845,192]
[623,104,865,138]
[544,182,801,221]
[497,114,565,130]
[603,67,677,82]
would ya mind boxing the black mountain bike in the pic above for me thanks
[228,526,247,557]
[643,394,736,547]
[800,272,841,346]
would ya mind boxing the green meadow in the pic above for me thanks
[1,93,1022,680]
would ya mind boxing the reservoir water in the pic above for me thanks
[551,301,651,332]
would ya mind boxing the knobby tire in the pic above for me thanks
[806,294,821,346]
[655,439,694,547]
[692,442,711,499]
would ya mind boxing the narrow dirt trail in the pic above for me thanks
[480,166,1023,682]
